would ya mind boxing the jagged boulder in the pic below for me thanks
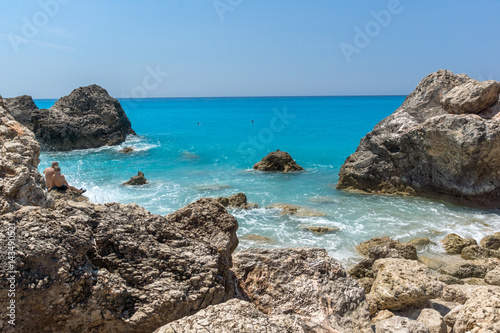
[232,248,372,333]
[337,70,500,208]
[253,150,304,172]
[0,95,51,213]
[31,84,136,151]
[153,299,306,333]
[123,171,148,185]
[216,193,259,209]
[0,198,238,333]
[4,95,38,130]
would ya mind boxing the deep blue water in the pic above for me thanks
[36,96,500,265]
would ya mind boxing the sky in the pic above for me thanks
[0,0,499,99]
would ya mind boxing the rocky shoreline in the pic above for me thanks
[2,72,500,332]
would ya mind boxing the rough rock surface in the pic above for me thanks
[0,95,51,213]
[480,234,500,250]
[253,150,304,172]
[31,84,136,151]
[416,308,447,333]
[337,70,500,209]
[441,233,477,255]
[485,266,500,286]
[461,245,500,260]
[0,198,238,333]
[153,299,306,333]
[369,259,444,312]
[123,171,148,186]
[267,203,326,217]
[375,316,430,333]
[232,248,372,333]
[439,262,488,279]
[356,236,417,259]
[48,190,90,203]
[4,95,38,130]
[216,193,258,209]
[454,287,500,333]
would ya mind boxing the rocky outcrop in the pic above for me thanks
[0,198,239,332]
[0,95,51,213]
[232,248,372,333]
[4,95,38,130]
[216,193,259,209]
[453,287,500,333]
[337,69,500,208]
[441,233,477,255]
[253,150,304,172]
[30,84,135,151]
[123,171,148,186]
[267,203,326,217]
[153,299,306,333]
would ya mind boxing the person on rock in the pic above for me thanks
[43,161,58,190]
[49,166,86,194]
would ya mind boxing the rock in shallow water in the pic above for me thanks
[337,69,500,209]
[123,171,149,185]
[253,150,304,172]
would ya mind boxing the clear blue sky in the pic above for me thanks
[0,0,499,98]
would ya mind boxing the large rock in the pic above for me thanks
[416,308,447,333]
[4,95,38,130]
[216,193,259,209]
[232,248,372,333]
[153,299,306,333]
[31,84,136,151]
[454,287,500,333]
[485,266,500,286]
[337,70,500,208]
[123,171,148,186]
[441,233,477,255]
[369,259,444,312]
[439,262,488,279]
[253,150,304,172]
[480,234,500,250]
[0,95,51,213]
[0,198,238,332]
[375,316,430,333]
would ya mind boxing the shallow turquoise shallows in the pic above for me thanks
[36,96,500,266]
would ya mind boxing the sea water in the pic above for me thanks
[36,96,500,266]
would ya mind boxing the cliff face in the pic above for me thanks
[337,70,500,208]
[29,84,135,151]
[0,95,51,213]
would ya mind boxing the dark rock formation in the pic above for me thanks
[30,84,135,151]
[123,171,148,185]
[153,299,306,333]
[0,95,51,213]
[0,198,238,333]
[337,70,500,208]
[4,95,38,130]
[253,150,304,172]
[232,248,372,333]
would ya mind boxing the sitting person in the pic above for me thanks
[43,161,58,190]
[49,166,86,194]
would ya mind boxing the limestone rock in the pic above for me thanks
[443,305,462,329]
[485,266,500,286]
[121,146,134,153]
[267,203,326,217]
[216,193,258,209]
[419,256,447,270]
[0,198,238,332]
[356,236,417,260]
[441,80,500,114]
[4,95,38,130]
[406,237,432,250]
[441,233,477,254]
[480,234,500,250]
[123,171,148,185]
[461,245,500,260]
[375,316,430,333]
[240,234,276,244]
[416,308,447,333]
[48,190,89,203]
[31,84,136,151]
[439,262,488,279]
[253,150,304,172]
[233,248,372,333]
[0,95,51,214]
[356,236,399,256]
[153,299,306,333]
[369,258,444,312]
[454,287,500,333]
[337,70,500,209]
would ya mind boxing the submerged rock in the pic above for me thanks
[30,84,136,151]
[0,95,51,213]
[4,95,38,130]
[194,184,232,192]
[301,225,339,234]
[253,150,304,172]
[153,299,306,333]
[120,146,134,153]
[123,171,148,185]
[337,70,500,209]
[0,198,238,332]
[232,248,372,333]
[216,193,259,209]
[240,234,276,244]
[267,203,326,217]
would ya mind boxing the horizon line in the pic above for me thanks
[32,94,408,100]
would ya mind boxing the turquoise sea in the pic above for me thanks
[35,96,500,266]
